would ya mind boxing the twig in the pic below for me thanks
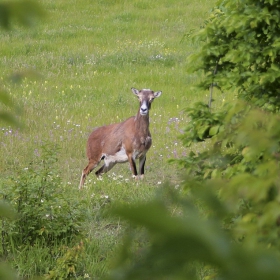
[208,61,219,111]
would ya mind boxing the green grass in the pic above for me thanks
[0,0,217,278]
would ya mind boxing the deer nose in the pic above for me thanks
[140,106,148,115]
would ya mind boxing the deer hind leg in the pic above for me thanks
[79,159,99,189]
[95,158,116,176]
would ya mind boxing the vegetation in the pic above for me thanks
[2,0,280,279]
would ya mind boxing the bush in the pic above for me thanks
[0,143,87,277]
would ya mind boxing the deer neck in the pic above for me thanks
[135,111,150,135]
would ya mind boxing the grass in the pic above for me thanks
[0,0,217,278]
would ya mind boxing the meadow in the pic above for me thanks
[0,0,217,278]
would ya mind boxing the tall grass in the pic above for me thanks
[0,0,217,278]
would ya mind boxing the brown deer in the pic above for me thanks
[79,87,162,189]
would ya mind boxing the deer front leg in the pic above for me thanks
[127,154,137,177]
[138,155,146,180]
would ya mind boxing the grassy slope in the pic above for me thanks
[0,0,216,278]
[0,0,216,182]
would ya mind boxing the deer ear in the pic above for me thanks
[154,91,162,98]
[131,88,139,96]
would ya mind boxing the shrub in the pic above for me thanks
[0,143,87,276]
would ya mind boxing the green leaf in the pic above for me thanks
[197,125,210,139]
[209,125,220,136]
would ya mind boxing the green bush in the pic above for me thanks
[182,103,280,245]
[0,143,87,276]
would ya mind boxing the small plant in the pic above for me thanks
[46,242,85,280]
[0,143,87,276]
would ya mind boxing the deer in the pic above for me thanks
[79,87,162,189]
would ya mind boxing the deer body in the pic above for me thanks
[79,88,161,189]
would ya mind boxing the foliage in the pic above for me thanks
[0,264,17,280]
[0,89,21,127]
[188,0,280,112]
[107,186,280,280]
[0,0,45,29]
[181,103,280,245]
[181,101,226,146]
[0,1,45,279]
[181,0,280,253]
[0,0,45,127]
[46,242,85,280]
[0,143,87,274]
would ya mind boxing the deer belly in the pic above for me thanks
[103,146,128,164]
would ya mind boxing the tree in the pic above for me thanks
[189,0,280,112]
[180,1,280,251]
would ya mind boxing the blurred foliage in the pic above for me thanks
[0,264,17,280]
[180,103,280,247]
[0,0,45,127]
[0,0,45,29]
[0,89,21,127]
[107,184,280,280]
